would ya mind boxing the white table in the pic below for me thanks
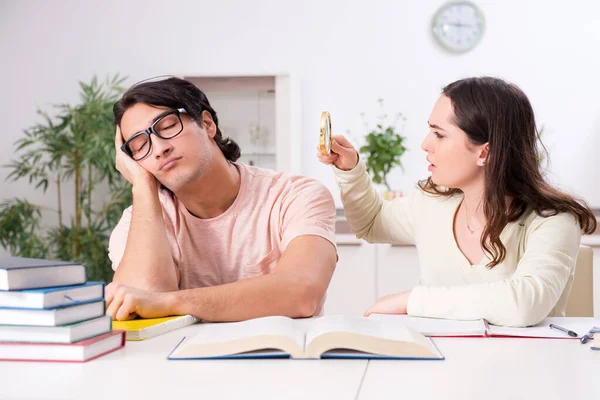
[359,337,600,399]
[0,323,367,400]
[2,325,599,400]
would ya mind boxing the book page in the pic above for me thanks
[368,314,487,337]
[488,317,600,338]
[178,316,305,350]
[305,315,417,347]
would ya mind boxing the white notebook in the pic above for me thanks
[487,317,600,339]
[369,315,487,337]
[369,315,600,339]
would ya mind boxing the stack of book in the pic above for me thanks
[0,256,125,362]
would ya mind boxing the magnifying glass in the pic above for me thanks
[319,111,332,156]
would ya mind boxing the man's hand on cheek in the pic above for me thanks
[114,125,157,188]
[105,282,174,321]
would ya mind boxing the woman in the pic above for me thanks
[318,77,596,327]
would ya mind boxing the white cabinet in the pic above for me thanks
[324,240,422,316]
[592,246,600,317]
[324,241,376,316]
[376,245,420,297]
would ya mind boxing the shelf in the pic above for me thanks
[182,74,300,173]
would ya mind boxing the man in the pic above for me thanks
[106,77,337,322]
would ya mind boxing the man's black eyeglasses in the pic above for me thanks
[121,108,187,161]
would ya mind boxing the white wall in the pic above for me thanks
[1,0,600,218]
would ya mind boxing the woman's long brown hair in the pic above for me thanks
[419,77,596,268]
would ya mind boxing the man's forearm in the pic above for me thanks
[113,182,178,291]
[165,272,324,321]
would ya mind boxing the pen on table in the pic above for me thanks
[580,326,599,344]
[549,323,578,338]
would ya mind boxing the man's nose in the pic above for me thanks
[152,135,173,157]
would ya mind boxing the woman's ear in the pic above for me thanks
[477,143,489,166]
[200,110,217,139]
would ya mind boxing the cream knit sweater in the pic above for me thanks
[334,161,582,327]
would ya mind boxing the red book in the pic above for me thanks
[0,330,125,362]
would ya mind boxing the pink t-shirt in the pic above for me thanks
[108,163,337,313]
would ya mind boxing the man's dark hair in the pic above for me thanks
[113,77,241,162]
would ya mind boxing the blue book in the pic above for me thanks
[0,282,104,309]
[0,315,112,343]
[0,300,105,326]
[0,257,86,290]
[168,315,444,360]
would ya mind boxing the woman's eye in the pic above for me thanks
[434,132,444,139]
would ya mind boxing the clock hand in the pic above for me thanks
[445,22,477,28]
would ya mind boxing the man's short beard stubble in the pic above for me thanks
[159,147,211,193]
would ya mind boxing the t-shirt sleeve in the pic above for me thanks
[279,177,337,251]
[108,206,133,272]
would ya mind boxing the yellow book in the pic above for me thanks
[112,315,199,341]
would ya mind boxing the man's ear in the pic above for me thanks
[200,110,217,139]
[477,142,489,166]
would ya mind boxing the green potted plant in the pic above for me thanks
[358,99,408,192]
[0,74,130,282]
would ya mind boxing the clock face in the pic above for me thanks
[432,1,485,53]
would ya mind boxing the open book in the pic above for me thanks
[370,315,600,339]
[369,315,487,337]
[168,315,444,360]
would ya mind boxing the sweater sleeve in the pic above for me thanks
[333,160,419,245]
[407,212,582,327]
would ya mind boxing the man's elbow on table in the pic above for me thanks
[290,280,328,318]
